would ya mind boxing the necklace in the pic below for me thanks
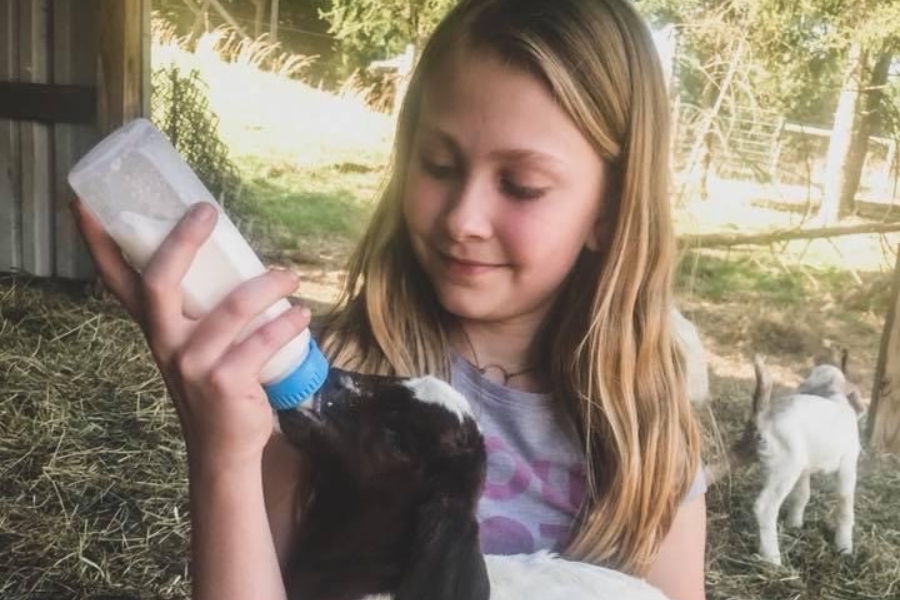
[459,327,536,385]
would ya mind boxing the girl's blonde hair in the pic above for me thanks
[319,0,701,575]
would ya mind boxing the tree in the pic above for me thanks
[637,0,900,214]
[868,249,900,453]
[319,0,456,77]
[818,1,900,224]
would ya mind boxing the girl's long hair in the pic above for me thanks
[318,0,701,575]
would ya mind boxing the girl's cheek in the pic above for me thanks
[406,177,448,217]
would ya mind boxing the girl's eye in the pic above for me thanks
[501,176,547,200]
[420,157,458,179]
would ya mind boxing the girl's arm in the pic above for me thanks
[645,494,707,600]
[190,459,288,600]
[262,430,312,570]
[72,199,307,600]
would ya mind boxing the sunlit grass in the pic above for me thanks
[152,25,393,167]
[675,175,900,274]
[235,156,383,250]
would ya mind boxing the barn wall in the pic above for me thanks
[0,0,150,280]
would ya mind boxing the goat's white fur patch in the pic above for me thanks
[402,376,473,422]
[485,551,669,600]
[361,553,668,600]
[339,374,361,395]
[796,364,846,397]
[271,409,283,435]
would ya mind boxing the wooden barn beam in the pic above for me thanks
[868,249,900,453]
[0,82,96,124]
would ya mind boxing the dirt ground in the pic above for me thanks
[3,230,897,599]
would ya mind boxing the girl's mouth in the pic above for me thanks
[439,253,504,276]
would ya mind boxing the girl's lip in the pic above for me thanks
[439,253,503,269]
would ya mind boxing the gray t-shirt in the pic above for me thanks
[449,352,706,555]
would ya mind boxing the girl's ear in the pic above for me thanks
[585,221,606,252]
[585,205,615,253]
[585,183,618,253]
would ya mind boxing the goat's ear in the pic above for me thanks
[840,347,850,375]
[843,382,867,415]
[752,354,772,416]
[394,500,490,600]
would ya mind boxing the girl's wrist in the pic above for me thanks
[187,450,264,487]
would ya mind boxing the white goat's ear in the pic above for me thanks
[843,382,867,415]
[752,354,772,416]
[394,500,489,600]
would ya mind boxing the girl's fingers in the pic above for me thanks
[70,198,142,316]
[214,304,313,386]
[179,269,301,373]
[141,203,218,342]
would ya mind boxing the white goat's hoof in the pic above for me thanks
[787,516,804,529]
[835,530,853,554]
[760,552,782,566]
[836,542,853,555]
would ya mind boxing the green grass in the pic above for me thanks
[232,157,384,251]
[676,249,894,317]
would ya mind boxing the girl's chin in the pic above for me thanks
[434,293,500,321]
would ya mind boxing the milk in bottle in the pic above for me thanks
[68,118,328,410]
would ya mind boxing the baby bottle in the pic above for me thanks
[68,118,328,410]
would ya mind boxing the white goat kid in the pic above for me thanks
[750,355,862,566]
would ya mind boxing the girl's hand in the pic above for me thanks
[71,199,311,470]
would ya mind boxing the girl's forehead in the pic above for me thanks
[422,49,542,106]
[416,51,601,168]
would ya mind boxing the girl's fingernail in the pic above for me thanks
[190,204,214,221]
[276,268,299,283]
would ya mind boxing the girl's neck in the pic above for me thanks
[451,317,546,392]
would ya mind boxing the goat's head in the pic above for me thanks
[799,355,866,415]
[276,368,490,600]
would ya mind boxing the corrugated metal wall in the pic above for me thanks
[0,0,149,280]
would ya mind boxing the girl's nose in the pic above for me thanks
[441,175,493,241]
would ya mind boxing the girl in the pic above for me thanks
[72,0,706,599]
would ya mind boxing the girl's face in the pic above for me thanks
[403,52,609,325]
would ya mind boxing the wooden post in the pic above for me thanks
[96,0,144,135]
[769,117,785,185]
[868,248,900,452]
[270,0,280,43]
[19,0,53,277]
[0,0,22,273]
[53,0,100,279]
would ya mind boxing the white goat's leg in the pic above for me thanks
[754,467,801,566]
[787,470,811,528]
[834,456,858,555]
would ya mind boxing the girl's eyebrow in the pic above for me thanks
[416,124,461,151]
[417,123,566,171]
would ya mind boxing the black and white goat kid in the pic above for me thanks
[275,369,670,600]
